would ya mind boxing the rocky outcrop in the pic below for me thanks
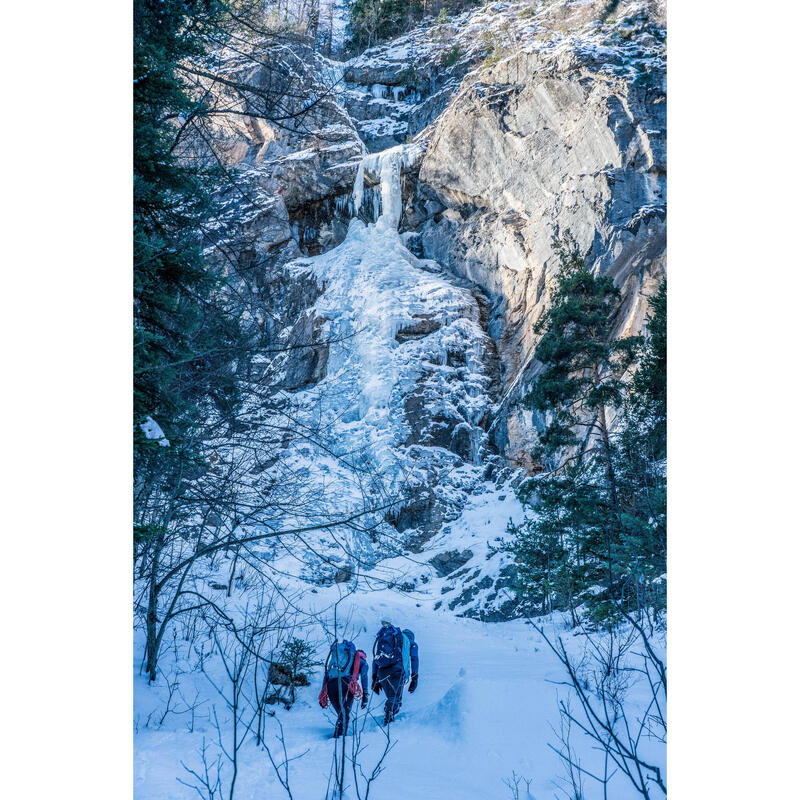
[429,549,475,578]
[185,35,366,258]
[415,1,666,469]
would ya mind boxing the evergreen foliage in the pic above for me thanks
[510,238,666,625]
[272,638,322,704]
[440,43,462,67]
[629,278,666,458]
[522,239,640,461]
[346,0,480,51]
[134,0,245,475]
[279,637,322,682]
[134,0,337,684]
[346,0,422,50]
[613,278,667,617]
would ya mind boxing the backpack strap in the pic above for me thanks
[325,642,338,677]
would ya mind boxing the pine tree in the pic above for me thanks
[613,279,667,618]
[509,481,583,623]
[628,278,666,458]
[134,0,244,471]
[134,2,250,679]
[511,238,643,624]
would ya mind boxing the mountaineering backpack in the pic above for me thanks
[327,640,356,679]
[373,625,410,672]
[400,629,412,679]
[319,646,363,707]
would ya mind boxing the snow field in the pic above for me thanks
[135,486,664,800]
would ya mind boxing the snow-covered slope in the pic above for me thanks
[135,486,665,800]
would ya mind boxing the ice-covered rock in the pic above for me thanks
[275,144,499,558]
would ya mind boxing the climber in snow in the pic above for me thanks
[318,640,370,738]
[371,620,419,725]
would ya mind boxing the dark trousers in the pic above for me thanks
[327,677,355,735]
[376,664,405,722]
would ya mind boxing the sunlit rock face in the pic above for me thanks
[416,3,666,467]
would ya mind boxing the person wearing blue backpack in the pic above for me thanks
[318,639,369,738]
[371,620,419,725]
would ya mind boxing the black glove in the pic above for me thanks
[408,674,418,694]
[372,674,381,694]
[361,695,368,709]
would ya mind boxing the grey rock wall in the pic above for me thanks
[417,28,666,469]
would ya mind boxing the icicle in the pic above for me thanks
[362,184,381,223]
[469,426,483,466]
[335,193,351,216]
[350,144,424,231]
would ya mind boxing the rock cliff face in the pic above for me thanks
[420,67,666,466]
[189,0,666,618]
[416,8,666,467]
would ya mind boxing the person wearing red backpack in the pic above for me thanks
[318,639,369,738]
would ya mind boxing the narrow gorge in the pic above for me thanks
[134,1,667,797]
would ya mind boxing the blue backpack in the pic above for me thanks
[373,625,406,671]
[400,629,412,678]
[327,640,356,679]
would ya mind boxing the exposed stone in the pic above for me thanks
[448,574,493,610]
[392,490,448,553]
[416,7,666,470]
[395,314,441,343]
[428,549,474,578]
[334,565,352,583]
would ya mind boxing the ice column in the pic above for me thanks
[376,151,402,231]
[352,158,365,216]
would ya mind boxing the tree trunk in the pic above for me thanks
[145,535,164,683]
[597,404,621,603]
[227,546,240,597]
[229,687,238,800]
